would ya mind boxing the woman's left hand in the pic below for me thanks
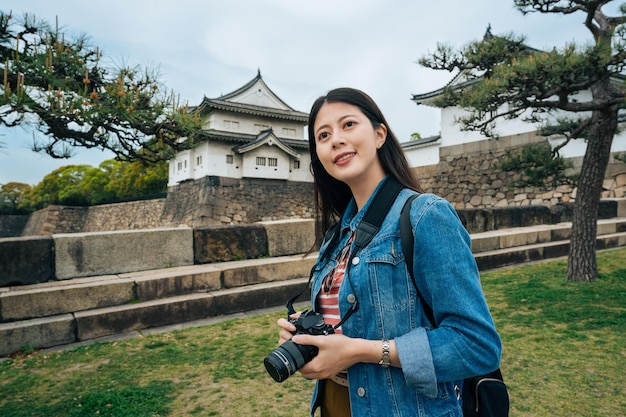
[291,333,361,380]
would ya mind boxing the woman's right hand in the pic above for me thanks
[276,312,302,345]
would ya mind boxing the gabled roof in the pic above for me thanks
[194,128,309,150]
[233,128,302,158]
[196,70,309,122]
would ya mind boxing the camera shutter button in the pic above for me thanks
[347,294,356,304]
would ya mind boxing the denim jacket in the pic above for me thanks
[309,178,502,417]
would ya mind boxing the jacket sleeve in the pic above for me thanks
[395,194,502,393]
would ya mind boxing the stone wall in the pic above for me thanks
[22,206,89,236]
[0,215,29,237]
[161,176,314,227]
[19,200,167,236]
[10,176,314,236]
[84,199,167,232]
[413,132,626,209]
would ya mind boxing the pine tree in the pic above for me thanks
[0,11,200,163]
[419,1,626,282]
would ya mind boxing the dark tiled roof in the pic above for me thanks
[401,134,441,148]
[194,129,309,150]
[233,128,302,158]
[198,98,309,122]
[197,70,309,122]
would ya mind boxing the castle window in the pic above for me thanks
[256,156,266,166]
[177,162,183,171]
[255,124,270,133]
[196,156,202,166]
[226,155,234,164]
[293,160,300,169]
[282,128,296,138]
[268,158,278,167]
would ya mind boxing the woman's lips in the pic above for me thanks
[334,152,355,164]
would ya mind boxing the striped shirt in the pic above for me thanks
[318,234,354,335]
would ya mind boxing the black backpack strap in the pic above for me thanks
[288,177,404,318]
[354,176,404,250]
[338,176,404,324]
[400,194,436,328]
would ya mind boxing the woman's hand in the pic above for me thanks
[290,333,361,380]
[276,312,301,345]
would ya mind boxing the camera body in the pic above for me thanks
[264,309,335,382]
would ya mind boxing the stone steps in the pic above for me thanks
[471,217,626,270]
[0,255,315,357]
[1,217,625,357]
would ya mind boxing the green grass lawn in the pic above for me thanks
[1,248,625,416]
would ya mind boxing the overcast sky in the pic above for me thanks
[0,0,604,185]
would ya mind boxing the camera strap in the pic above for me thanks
[286,176,405,326]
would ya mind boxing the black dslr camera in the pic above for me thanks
[264,309,335,382]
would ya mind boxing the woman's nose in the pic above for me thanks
[331,132,345,147]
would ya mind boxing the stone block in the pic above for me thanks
[220,255,316,288]
[194,224,267,263]
[597,222,616,235]
[127,265,222,301]
[54,228,194,280]
[542,242,570,259]
[500,231,530,249]
[551,225,571,241]
[463,141,482,155]
[457,209,494,234]
[0,277,135,321]
[74,293,217,341]
[211,278,310,316]
[470,235,501,253]
[0,314,75,357]
[0,236,54,287]
[259,219,316,256]
[474,248,530,271]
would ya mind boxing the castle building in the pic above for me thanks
[168,71,312,186]
[409,27,626,167]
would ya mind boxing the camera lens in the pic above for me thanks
[264,339,317,382]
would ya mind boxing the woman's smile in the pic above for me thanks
[333,151,356,165]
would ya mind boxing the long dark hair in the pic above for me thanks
[308,87,424,244]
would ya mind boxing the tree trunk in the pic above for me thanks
[566,104,617,282]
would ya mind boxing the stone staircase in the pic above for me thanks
[1,217,625,358]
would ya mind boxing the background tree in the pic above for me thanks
[20,158,169,209]
[0,11,200,162]
[26,165,93,208]
[0,181,31,213]
[419,0,626,282]
[102,159,169,200]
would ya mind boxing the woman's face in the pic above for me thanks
[313,101,386,190]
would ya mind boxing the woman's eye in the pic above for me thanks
[318,132,329,141]
[345,121,355,128]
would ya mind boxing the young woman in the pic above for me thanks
[276,87,502,417]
